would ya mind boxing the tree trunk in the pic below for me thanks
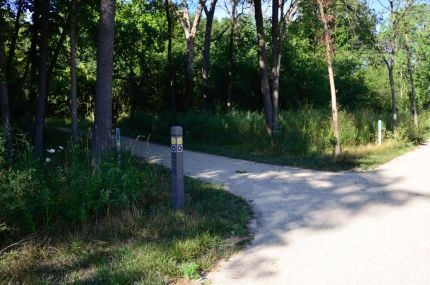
[226,18,234,110]
[185,37,194,110]
[165,0,176,113]
[405,33,418,127]
[70,0,78,144]
[386,61,398,130]
[0,32,11,146]
[318,0,341,156]
[201,0,217,110]
[34,0,50,158]
[226,0,239,110]
[254,0,273,135]
[387,0,398,131]
[169,0,205,111]
[92,0,116,163]
[47,24,69,89]
[28,2,40,137]
[271,0,280,131]
[6,0,24,77]
[43,23,69,119]
[327,50,341,156]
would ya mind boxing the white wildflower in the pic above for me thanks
[58,146,64,150]
[47,148,56,154]
[45,157,51,163]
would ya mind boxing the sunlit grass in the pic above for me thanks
[0,130,252,284]
[336,140,415,170]
[0,176,252,284]
[44,109,430,171]
[116,109,430,171]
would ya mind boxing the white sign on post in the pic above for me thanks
[115,128,121,165]
[378,120,382,146]
[115,128,120,149]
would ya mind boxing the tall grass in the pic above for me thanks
[121,109,430,157]
[1,130,252,283]
[0,132,163,237]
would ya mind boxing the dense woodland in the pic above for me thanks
[0,0,429,155]
[1,0,430,282]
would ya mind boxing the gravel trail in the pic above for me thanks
[121,136,430,285]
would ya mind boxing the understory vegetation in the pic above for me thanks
[120,109,430,170]
[0,130,252,283]
[1,0,429,283]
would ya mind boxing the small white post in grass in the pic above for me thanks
[378,120,382,146]
[115,128,121,165]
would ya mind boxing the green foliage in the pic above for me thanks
[0,131,252,284]
[121,109,430,170]
[181,262,200,280]
[2,0,430,117]
[0,130,165,237]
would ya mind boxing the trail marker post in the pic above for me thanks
[378,120,382,146]
[115,128,121,165]
[171,126,184,210]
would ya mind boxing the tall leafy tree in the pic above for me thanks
[401,0,418,126]
[34,0,50,158]
[254,0,273,135]
[317,0,341,155]
[381,0,401,130]
[169,0,206,110]
[224,0,244,109]
[201,0,217,109]
[0,10,11,146]
[271,0,300,130]
[165,0,176,112]
[253,0,300,134]
[92,0,116,162]
[6,0,24,78]
[70,0,78,143]
[27,0,40,136]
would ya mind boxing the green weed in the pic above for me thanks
[0,130,252,284]
[119,109,430,171]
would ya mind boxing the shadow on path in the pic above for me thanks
[123,137,430,284]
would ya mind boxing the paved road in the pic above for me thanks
[122,136,430,285]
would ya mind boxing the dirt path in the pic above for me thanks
[122,136,430,285]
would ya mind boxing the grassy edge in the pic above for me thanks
[121,132,428,172]
[45,119,430,172]
[0,129,254,284]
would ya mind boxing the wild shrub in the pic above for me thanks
[121,109,429,156]
[0,131,162,240]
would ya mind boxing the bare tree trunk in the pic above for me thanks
[6,0,24,77]
[92,0,116,163]
[226,0,241,110]
[271,0,281,131]
[327,50,341,156]
[70,0,78,144]
[226,17,234,110]
[28,3,40,137]
[385,60,398,130]
[201,0,217,110]
[47,24,69,89]
[387,0,398,131]
[0,33,11,145]
[405,33,418,127]
[34,0,49,158]
[318,0,341,156]
[254,0,273,135]
[165,0,176,112]
[169,0,205,111]
[185,38,195,110]
[43,22,69,120]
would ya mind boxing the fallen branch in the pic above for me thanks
[0,232,40,255]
